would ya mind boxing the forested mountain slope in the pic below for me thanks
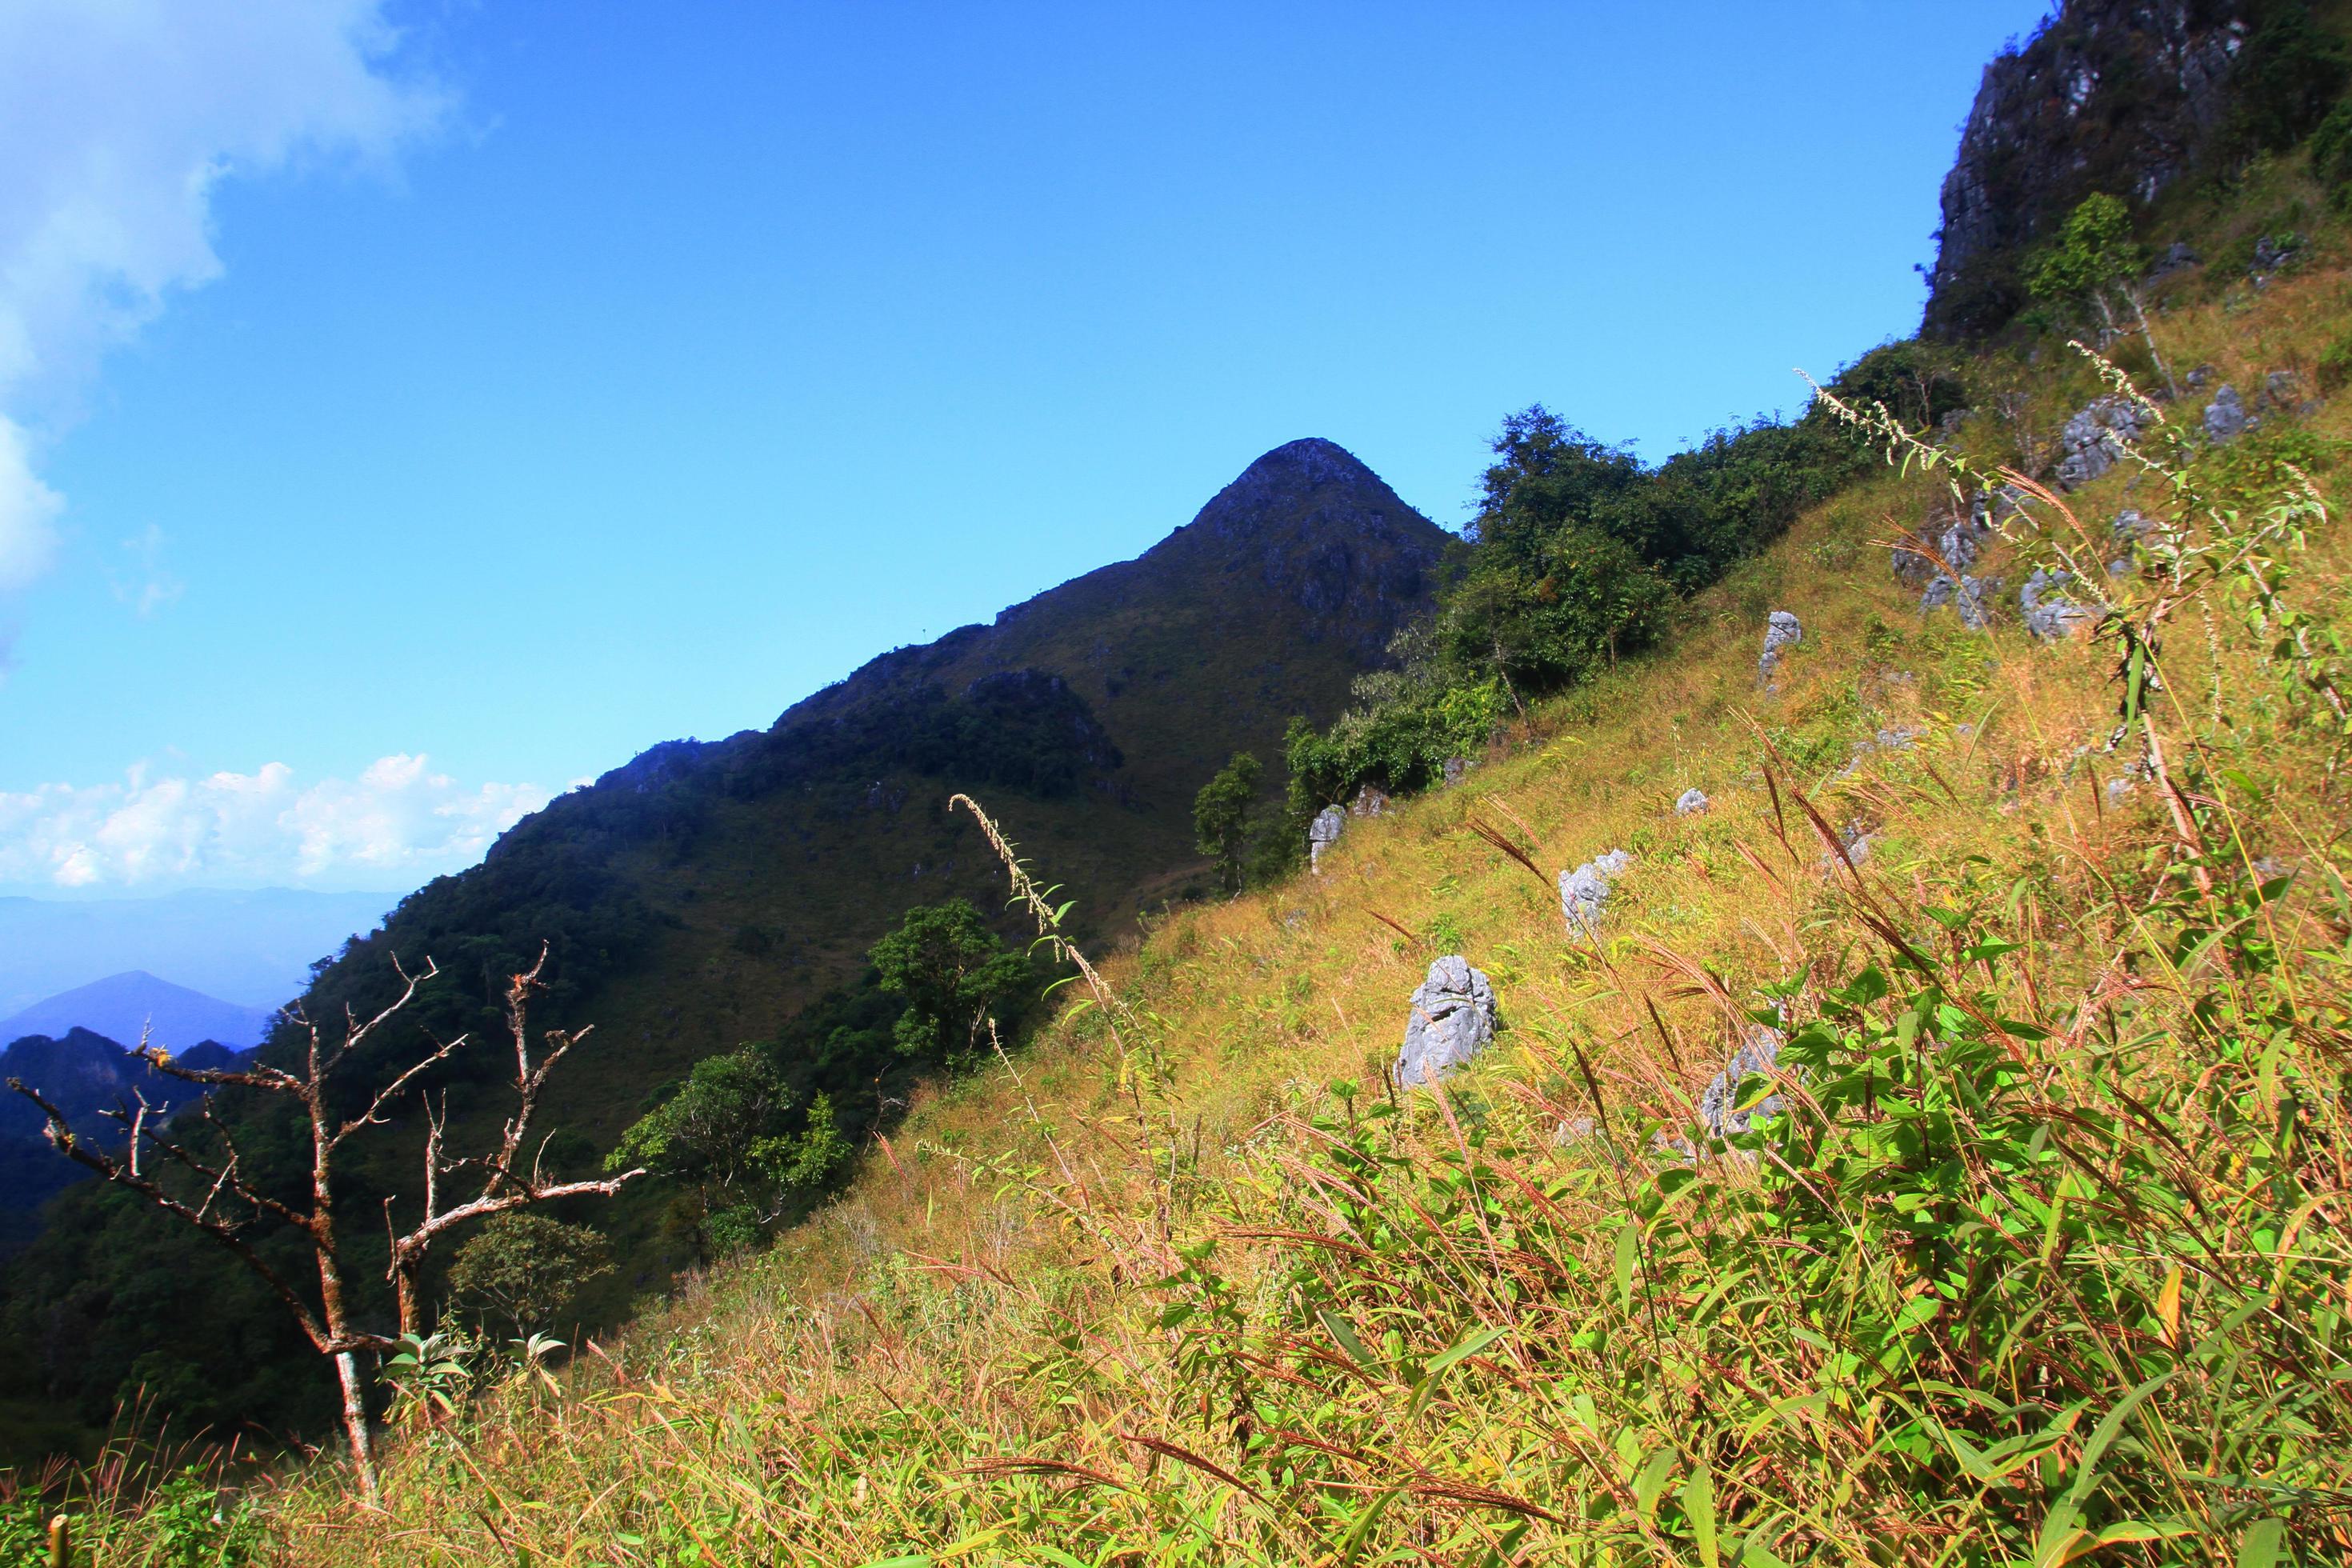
[0,437,1447,1450]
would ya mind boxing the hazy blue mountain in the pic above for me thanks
[0,1026,245,1256]
[0,888,393,1016]
[0,972,275,1054]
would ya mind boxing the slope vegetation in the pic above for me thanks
[219,186,2352,1562]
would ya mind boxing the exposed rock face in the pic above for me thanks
[2110,508,2150,574]
[1926,1,2249,338]
[1179,438,1446,661]
[1442,758,1472,789]
[1394,956,1499,1089]
[1922,573,2002,628]
[1698,1026,1787,1140]
[1894,486,2017,585]
[1674,788,1710,817]
[2022,567,2097,640]
[1350,785,1391,818]
[2055,397,2150,489]
[1307,806,1345,874]
[2206,383,2248,442]
[1825,822,1877,870]
[2251,232,2301,280]
[1560,849,1633,940]
[1759,611,1802,685]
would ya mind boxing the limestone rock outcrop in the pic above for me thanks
[2022,566,2096,640]
[2054,397,2149,489]
[1560,849,1633,940]
[1697,1026,1788,1140]
[1394,957,1499,1089]
[1307,806,1345,874]
[1759,612,1802,686]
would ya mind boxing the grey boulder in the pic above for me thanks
[1758,611,1802,684]
[2205,384,2246,442]
[1395,956,1500,1090]
[1922,572,2002,628]
[2054,397,2147,489]
[1307,805,1345,874]
[2022,567,2094,640]
[1559,848,1632,939]
[1698,1026,1787,1139]
[1674,788,1710,816]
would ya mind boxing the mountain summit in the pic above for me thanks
[0,971,274,1054]
[257,436,1449,1148]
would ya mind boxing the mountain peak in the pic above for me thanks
[1184,437,1426,549]
[0,970,276,1054]
[1221,435,1379,498]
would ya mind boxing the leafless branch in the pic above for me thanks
[5,1076,336,1351]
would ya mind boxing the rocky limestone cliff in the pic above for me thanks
[1926,1,2251,338]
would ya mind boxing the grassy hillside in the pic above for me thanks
[31,169,2328,1563]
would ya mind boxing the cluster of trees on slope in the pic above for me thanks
[0,896,1044,1466]
[1248,345,1963,846]
[609,896,1042,1263]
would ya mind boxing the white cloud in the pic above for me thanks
[0,0,444,603]
[0,415,62,594]
[0,755,548,892]
[108,522,182,617]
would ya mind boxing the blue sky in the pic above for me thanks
[0,0,2052,896]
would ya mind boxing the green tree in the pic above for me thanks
[607,1050,798,1203]
[446,1213,614,1337]
[870,898,1034,1060]
[609,1054,855,1258]
[1192,752,1263,894]
[751,1090,851,1197]
[2027,193,2174,394]
[1438,526,1671,696]
[2230,1,2350,154]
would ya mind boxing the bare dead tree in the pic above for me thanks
[383,951,643,1335]
[6,947,641,1505]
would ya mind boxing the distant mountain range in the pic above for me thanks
[0,888,393,1018]
[0,971,277,1055]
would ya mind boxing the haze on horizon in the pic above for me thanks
[0,0,2052,903]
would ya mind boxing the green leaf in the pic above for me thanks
[1405,1323,1511,1420]
[1335,1486,1403,1565]
[1682,1464,1720,1568]
[2237,1518,2286,1568]
[2066,1371,2171,1506]
[1316,1307,1384,1379]
[1424,1323,1510,1380]
[1633,1448,1676,1518]
[1614,1223,1640,1310]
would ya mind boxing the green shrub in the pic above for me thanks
[2319,330,2352,391]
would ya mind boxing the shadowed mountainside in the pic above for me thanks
[305,436,1451,1150]
[0,438,1450,1446]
